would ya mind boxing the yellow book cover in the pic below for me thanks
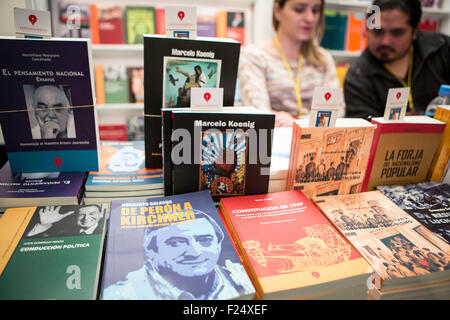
[429,105,450,181]
[314,191,450,292]
[0,207,35,276]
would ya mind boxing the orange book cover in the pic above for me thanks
[89,4,99,44]
[155,7,165,35]
[287,118,375,199]
[220,190,372,299]
[314,191,450,292]
[362,116,445,191]
[429,106,450,181]
[216,11,227,38]
[345,13,365,51]
[94,65,105,104]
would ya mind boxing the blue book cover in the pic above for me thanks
[377,182,450,244]
[321,10,348,50]
[100,190,255,300]
[85,140,163,191]
[0,37,99,173]
[0,161,86,210]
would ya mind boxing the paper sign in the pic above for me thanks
[14,7,52,38]
[383,87,409,120]
[191,87,223,110]
[308,87,342,127]
[165,6,197,39]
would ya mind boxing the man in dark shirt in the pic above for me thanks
[344,0,450,119]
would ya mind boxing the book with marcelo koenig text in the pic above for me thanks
[143,35,241,168]
[100,190,255,300]
[0,203,108,299]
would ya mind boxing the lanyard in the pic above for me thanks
[274,35,303,116]
[384,46,414,111]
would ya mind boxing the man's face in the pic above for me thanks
[33,86,71,138]
[78,206,102,229]
[148,218,221,277]
[367,9,416,63]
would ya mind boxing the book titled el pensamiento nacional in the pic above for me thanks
[0,37,100,174]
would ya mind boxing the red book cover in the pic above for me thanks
[362,116,445,191]
[155,7,165,35]
[220,190,371,299]
[99,124,128,141]
[226,11,245,45]
[98,5,125,44]
[418,19,439,32]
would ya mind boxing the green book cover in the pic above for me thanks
[0,204,108,300]
[104,65,129,104]
[321,10,348,50]
[125,6,156,44]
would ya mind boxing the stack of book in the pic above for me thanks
[0,162,86,212]
[286,117,376,198]
[83,141,164,205]
[220,190,372,299]
[313,190,450,300]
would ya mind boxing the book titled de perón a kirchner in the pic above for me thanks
[220,190,373,300]
[313,191,450,294]
[100,190,255,300]
[0,203,108,300]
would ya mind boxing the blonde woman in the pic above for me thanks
[238,0,343,126]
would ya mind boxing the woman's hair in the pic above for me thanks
[272,0,327,66]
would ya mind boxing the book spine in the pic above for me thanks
[216,11,227,38]
[162,110,173,196]
[94,65,105,104]
[89,4,99,44]
[361,122,382,191]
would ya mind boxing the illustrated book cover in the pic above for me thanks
[143,35,241,168]
[124,6,155,44]
[377,181,450,244]
[50,0,92,39]
[286,118,375,199]
[100,190,255,300]
[85,140,163,192]
[313,191,450,292]
[162,107,275,202]
[0,161,86,211]
[220,190,372,300]
[0,37,100,173]
[428,105,450,181]
[362,116,445,191]
[0,203,108,299]
[97,5,124,44]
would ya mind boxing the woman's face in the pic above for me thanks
[274,0,322,42]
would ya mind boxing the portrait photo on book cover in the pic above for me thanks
[102,209,254,300]
[162,57,221,108]
[23,204,107,238]
[200,131,247,197]
[24,84,76,140]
